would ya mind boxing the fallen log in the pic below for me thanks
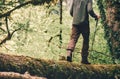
[0,53,120,79]
[0,72,47,79]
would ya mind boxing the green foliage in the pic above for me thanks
[97,0,120,62]
[96,0,108,39]
[0,0,116,64]
[106,0,120,4]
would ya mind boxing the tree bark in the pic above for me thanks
[0,53,120,79]
[105,0,120,59]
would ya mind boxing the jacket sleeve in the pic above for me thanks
[87,0,97,19]
[70,0,73,17]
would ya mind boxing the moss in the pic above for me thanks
[0,53,120,79]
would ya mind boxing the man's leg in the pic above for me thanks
[66,25,80,62]
[81,24,90,64]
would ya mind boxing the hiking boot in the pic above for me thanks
[81,60,91,64]
[81,55,91,64]
[67,56,72,62]
[66,49,72,62]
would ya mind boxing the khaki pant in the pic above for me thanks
[67,22,90,58]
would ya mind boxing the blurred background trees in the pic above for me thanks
[97,0,120,63]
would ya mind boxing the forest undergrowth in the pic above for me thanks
[0,1,114,64]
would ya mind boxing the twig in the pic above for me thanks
[5,16,10,36]
[0,16,21,45]
[0,27,6,32]
[60,0,63,24]
[0,28,21,45]
[48,29,63,47]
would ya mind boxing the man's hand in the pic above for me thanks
[95,14,101,20]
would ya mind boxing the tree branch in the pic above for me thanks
[0,27,21,45]
[0,0,53,45]
[0,27,6,32]
[0,1,32,18]
[0,16,21,45]
[0,0,53,18]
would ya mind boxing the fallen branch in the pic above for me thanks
[0,53,120,79]
[0,72,47,79]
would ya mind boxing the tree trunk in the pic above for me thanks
[0,53,120,79]
[105,0,120,60]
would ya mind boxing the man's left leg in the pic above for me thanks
[66,25,80,62]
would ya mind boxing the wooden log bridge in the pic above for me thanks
[0,53,120,79]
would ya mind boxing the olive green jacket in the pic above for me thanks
[70,0,97,25]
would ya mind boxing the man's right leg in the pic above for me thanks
[81,25,90,64]
[66,25,80,62]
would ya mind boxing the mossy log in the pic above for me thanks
[0,72,47,79]
[0,53,120,79]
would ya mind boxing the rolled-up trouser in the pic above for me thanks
[67,22,90,57]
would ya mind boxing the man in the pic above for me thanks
[66,0,100,64]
